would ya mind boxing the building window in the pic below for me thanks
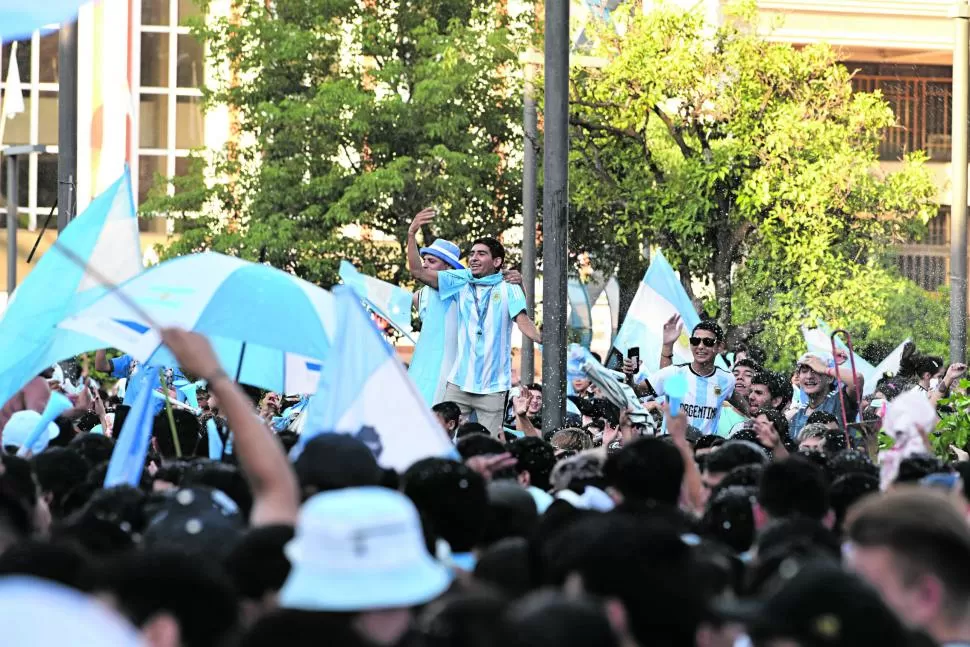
[0,31,61,231]
[137,0,205,213]
[848,63,953,162]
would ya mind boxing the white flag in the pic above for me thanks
[2,46,25,120]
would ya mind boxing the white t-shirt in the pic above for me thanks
[649,364,736,435]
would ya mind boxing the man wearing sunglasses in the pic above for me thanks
[630,321,737,435]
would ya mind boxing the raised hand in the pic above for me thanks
[408,207,437,236]
[662,314,683,346]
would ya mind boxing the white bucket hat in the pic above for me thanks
[279,486,452,611]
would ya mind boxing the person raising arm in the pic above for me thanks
[160,328,299,527]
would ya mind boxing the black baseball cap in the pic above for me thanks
[714,561,913,647]
[142,486,244,561]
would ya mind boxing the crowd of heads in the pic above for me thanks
[0,328,967,647]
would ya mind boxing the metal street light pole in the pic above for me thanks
[521,61,538,383]
[541,0,570,434]
[57,21,78,232]
[951,0,969,363]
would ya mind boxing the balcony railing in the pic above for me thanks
[851,74,953,161]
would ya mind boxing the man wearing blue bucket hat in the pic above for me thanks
[408,238,465,406]
[408,208,541,437]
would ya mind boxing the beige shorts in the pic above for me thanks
[441,383,509,438]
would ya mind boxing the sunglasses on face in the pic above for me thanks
[690,336,717,348]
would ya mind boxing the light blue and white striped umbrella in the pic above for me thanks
[58,252,335,394]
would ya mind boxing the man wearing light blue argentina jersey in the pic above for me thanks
[407,208,541,437]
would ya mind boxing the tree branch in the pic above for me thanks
[652,105,696,159]
[570,115,639,139]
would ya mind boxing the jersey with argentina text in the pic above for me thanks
[648,364,736,436]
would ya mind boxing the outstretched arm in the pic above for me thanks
[514,313,541,344]
[407,208,439,289]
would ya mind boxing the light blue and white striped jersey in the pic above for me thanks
[649,364,736,435]
[439,270,527,395]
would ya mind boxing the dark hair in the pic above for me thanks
[692,321,724,344]
[90,549,239,647]
[829,473,879,536]
[152,409,203,458]
[418,591,509,647]
[701,485,757,554]
[694,435,726,453]
[603,437,684,506]
[182,462,253,520]
[500,590,619,647]
[540,514,702,646]
[31,448,89,519]
[0,539,90,590]
[806,411,838,426]
[704,442,767,476]
[456,433,506,460]
[895,454,947,484]
[68,433,114,467]
[754,517,841,562]
[733,358,762,373]
[0,455,37,542]
[757,457,829,521]
[469,237,506,267]
[907,354,945,379]
[403,458,488,552]
[709,464,765,502]
[53,485,148,557]
[455,422,491,440]
[224,524,295,601]
[755,409,789,442]
[827,449,878,481]
[432,402,462,427]
[508,437,556,491]
[750,371,783,400]
[822,429,848,454]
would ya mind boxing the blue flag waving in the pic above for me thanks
[104,370,156,487]
[294,286,456,472]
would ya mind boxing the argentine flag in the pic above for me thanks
[339,260,414,341]
[0,170,142,409]
[613,250,716,375]
[294,286,457,472]
[104,370,156,487]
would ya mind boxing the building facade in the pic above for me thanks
[754,0,958,291]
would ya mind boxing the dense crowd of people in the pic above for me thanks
[0,209,968,647]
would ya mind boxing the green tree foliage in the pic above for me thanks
[568,0,938,362]
[144,0,527,287]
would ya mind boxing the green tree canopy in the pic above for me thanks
[146,0,528,287]
[568,0,938,364]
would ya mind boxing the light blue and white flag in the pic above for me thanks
[0,170,142,410]
[58,252,334,394]
[613,250,724,375]
[104,370,155,487]
[294,286,457,472]
[802,322,880,390]
[339,260,414,341]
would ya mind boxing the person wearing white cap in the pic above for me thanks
[408,236,466,406]
[279,486,452,645]
[407,208,540,437]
